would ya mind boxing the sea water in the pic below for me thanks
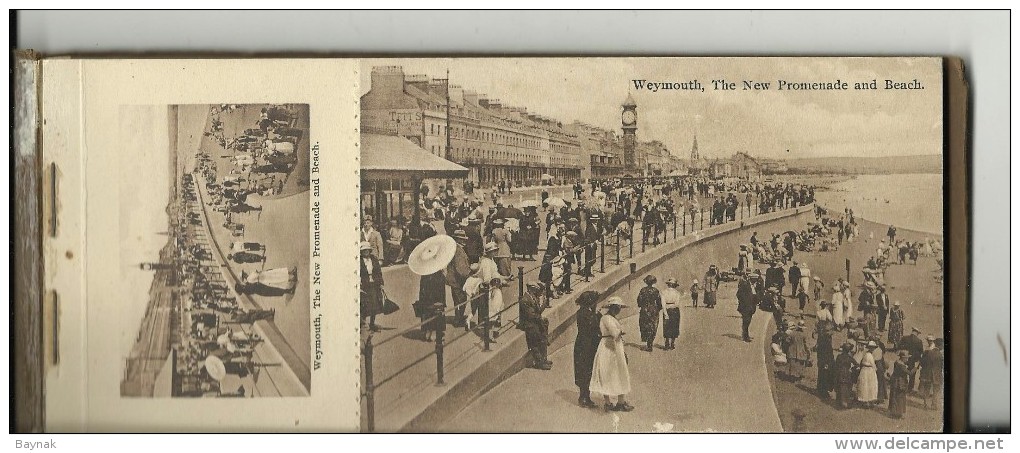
[813,173,944,236]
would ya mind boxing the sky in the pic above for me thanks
[360,57,943,160]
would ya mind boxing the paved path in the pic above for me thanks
[443,263,783,433]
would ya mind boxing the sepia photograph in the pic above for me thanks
[356,58,945,432]
[119,103,312,398]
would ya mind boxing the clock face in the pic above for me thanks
[622,110,636,125]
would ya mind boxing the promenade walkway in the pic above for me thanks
[362,193,812,431]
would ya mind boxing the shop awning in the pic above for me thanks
[361,133,468,179]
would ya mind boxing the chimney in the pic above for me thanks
[478,96,490,108]
[405,73,429,92]
[370,66,407,94]
[449,84,464,106]
[428,78,448,101]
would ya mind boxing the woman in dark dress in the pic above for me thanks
[416,271,447,342]
[888,350,911,418]
[814,323,836,397]
[637,275,663,352]
[573,291,602,408]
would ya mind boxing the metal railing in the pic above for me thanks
[361,192,811,431]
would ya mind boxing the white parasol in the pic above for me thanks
[545,196,566,208]
[519,199,540,208]
[407,234,458,276]
[204,355,227,381]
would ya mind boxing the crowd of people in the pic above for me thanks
[167,105,305,397]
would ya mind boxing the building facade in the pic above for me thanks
[361,66,585,188]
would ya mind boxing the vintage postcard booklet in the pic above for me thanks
[13,56,968,433]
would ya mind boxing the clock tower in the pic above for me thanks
[621,93,637,170]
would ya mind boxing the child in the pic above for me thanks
[690,279,701,308]
[797,286,810,312]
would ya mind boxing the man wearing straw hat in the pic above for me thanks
[919,335,944,411]
[489,218,513,279]
[518,282,552,370]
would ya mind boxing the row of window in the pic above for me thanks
[426,121,580,152]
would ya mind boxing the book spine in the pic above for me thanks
[12,49,44,433]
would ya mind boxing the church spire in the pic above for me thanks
[691,135,700,161]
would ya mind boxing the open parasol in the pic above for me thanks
[545,196,566,208]
[407,234,458,276]
[204,355,227,381]
[519,199,540,208]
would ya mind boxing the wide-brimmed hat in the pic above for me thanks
[492,218,504,225]
[484,242,499,253]
[665,278,679,287]
[926,335,935,341]
[451,229,469,241]
[893,301,901,306]
[841,343,855,352]
[912,326,922,333]
[692,279,699,284]
[602,296,628,309]
[898,350,910,359]
[813,276,821,281]
[644,275,658,285]
[867,341,878,349]
[360,241,373,251]
[403,233,456,275]
[526,282,546,292]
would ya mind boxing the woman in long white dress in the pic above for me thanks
[856,341,880,406]
[830,281,845,329]
[589,297,634,412]
[842,283,854,321]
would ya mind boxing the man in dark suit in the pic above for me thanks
[899,327,926,391]
[875,285,891,331]
[788,261,802,297]
[765,260,786,296]
[360,242,385,331]
[519,283,552,370]
[464,216,484,265]
[736,273,758,342]
[446,230,472,328]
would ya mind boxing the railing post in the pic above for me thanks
[673,215,677,239]
[615,230,621,264]
[482,288,491,352]
[683,209,687,235]
[600,233,605,273]
[363,334,375,432]
[435,304,446,386]
[642,227,647,253]
[629,227,634,258]
[518,266,525,299]
[700,207,704,230]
